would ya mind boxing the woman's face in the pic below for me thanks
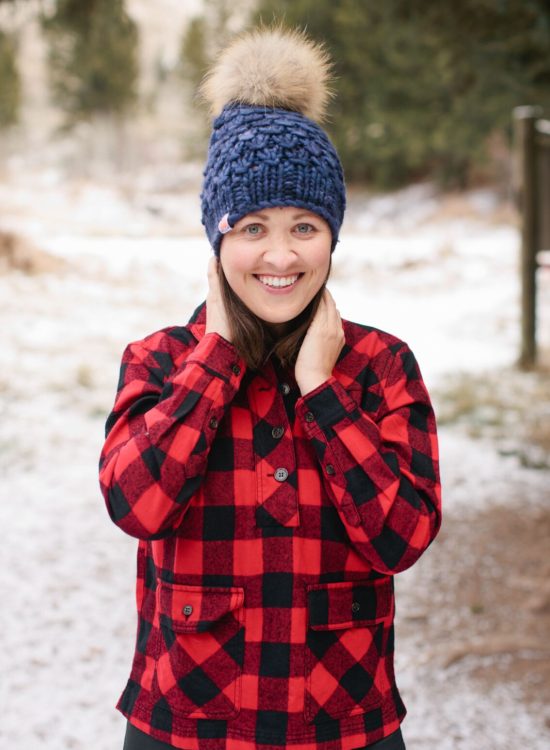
[219,206,332,334]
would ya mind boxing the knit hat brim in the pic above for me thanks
[201,105,346,255]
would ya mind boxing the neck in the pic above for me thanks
[265,321,293,337]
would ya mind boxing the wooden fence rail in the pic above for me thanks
[513,105,550,368]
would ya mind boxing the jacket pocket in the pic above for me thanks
[154,582,245,719]
[304,578,394,724]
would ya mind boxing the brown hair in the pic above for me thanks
[218,260,331,372]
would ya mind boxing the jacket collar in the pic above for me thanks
[186,300,296,389]
[188,301,207,342]
[186,300,352,392]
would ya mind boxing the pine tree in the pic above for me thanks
[179,0,250,158]
[254,0,550,188]
[180,0,245,92]
[180,16,209,93]
[42,0,139,124]
[0,28,19,128]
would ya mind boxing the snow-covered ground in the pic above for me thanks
[1,167,549,749]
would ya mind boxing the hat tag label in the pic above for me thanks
[218,213,233,234]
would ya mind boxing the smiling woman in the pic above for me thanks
[221,208,331,312]
[217,206,333,349]
[99,26,441,750]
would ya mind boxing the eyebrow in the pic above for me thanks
[244,213,269,221]
[244,211,318,222]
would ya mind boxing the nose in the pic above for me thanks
[262,233,298,272]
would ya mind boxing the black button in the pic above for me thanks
[305,411,314,423]
[281,383,291,395]
[231,364,241,376]
[351,601,361,613]
[325,464,336,475]
[274,467,289,482]
[209,417,218,429]
[271,426,284,439]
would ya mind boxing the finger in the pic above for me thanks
[312,295,328,325]
[207,256,217,277]
[324,291,340,316]
[331,305,343,335]
[322,291,339,319]
[207,257,220,291]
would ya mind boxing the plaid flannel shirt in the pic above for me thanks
[99,301,441,750]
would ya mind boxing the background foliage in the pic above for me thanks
[180,0,237,89]
[0,27,19,127]
[251,0,550,187]
[41,0,138,124]
[1,0,549,188]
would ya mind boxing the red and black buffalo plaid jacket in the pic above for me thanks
[99,301,441,750]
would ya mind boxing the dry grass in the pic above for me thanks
[434,365,550,467]
[426,191,519,226]
[76,364,94,389]
[0,230,67,275]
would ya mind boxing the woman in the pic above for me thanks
[99,28,442,750]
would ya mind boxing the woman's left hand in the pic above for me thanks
[295,288,345,396]
[205,256,232,341]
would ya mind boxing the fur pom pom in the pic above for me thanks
[200,27,332,122]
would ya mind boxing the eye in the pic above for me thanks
[295,223,315,234]
[244,223,263,236]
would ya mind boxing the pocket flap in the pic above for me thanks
[158,582,244,633]
[307,578,393,631]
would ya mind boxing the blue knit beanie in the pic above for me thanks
[199,28,346,255]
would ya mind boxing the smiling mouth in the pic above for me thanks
[255,273,303,288]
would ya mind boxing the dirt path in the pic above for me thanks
[394,428,550,748]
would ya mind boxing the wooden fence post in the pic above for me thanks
[514,105,542,368]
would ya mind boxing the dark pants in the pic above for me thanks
[123,722,406,749]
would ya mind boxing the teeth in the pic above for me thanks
[257,274,299,288]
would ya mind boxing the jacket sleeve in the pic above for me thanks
[98,332,246,539]
[295,343,441,575]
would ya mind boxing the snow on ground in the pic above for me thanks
[1,168,549,749]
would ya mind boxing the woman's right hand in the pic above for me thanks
[295,288,345,395]
[205,256,232,341]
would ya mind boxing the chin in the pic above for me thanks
[260,302,313,331]
[260,306,303,324]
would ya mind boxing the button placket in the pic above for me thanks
[250,370,299,528]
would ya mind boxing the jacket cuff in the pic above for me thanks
[296,376,362,433]
[171,332,246,387]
